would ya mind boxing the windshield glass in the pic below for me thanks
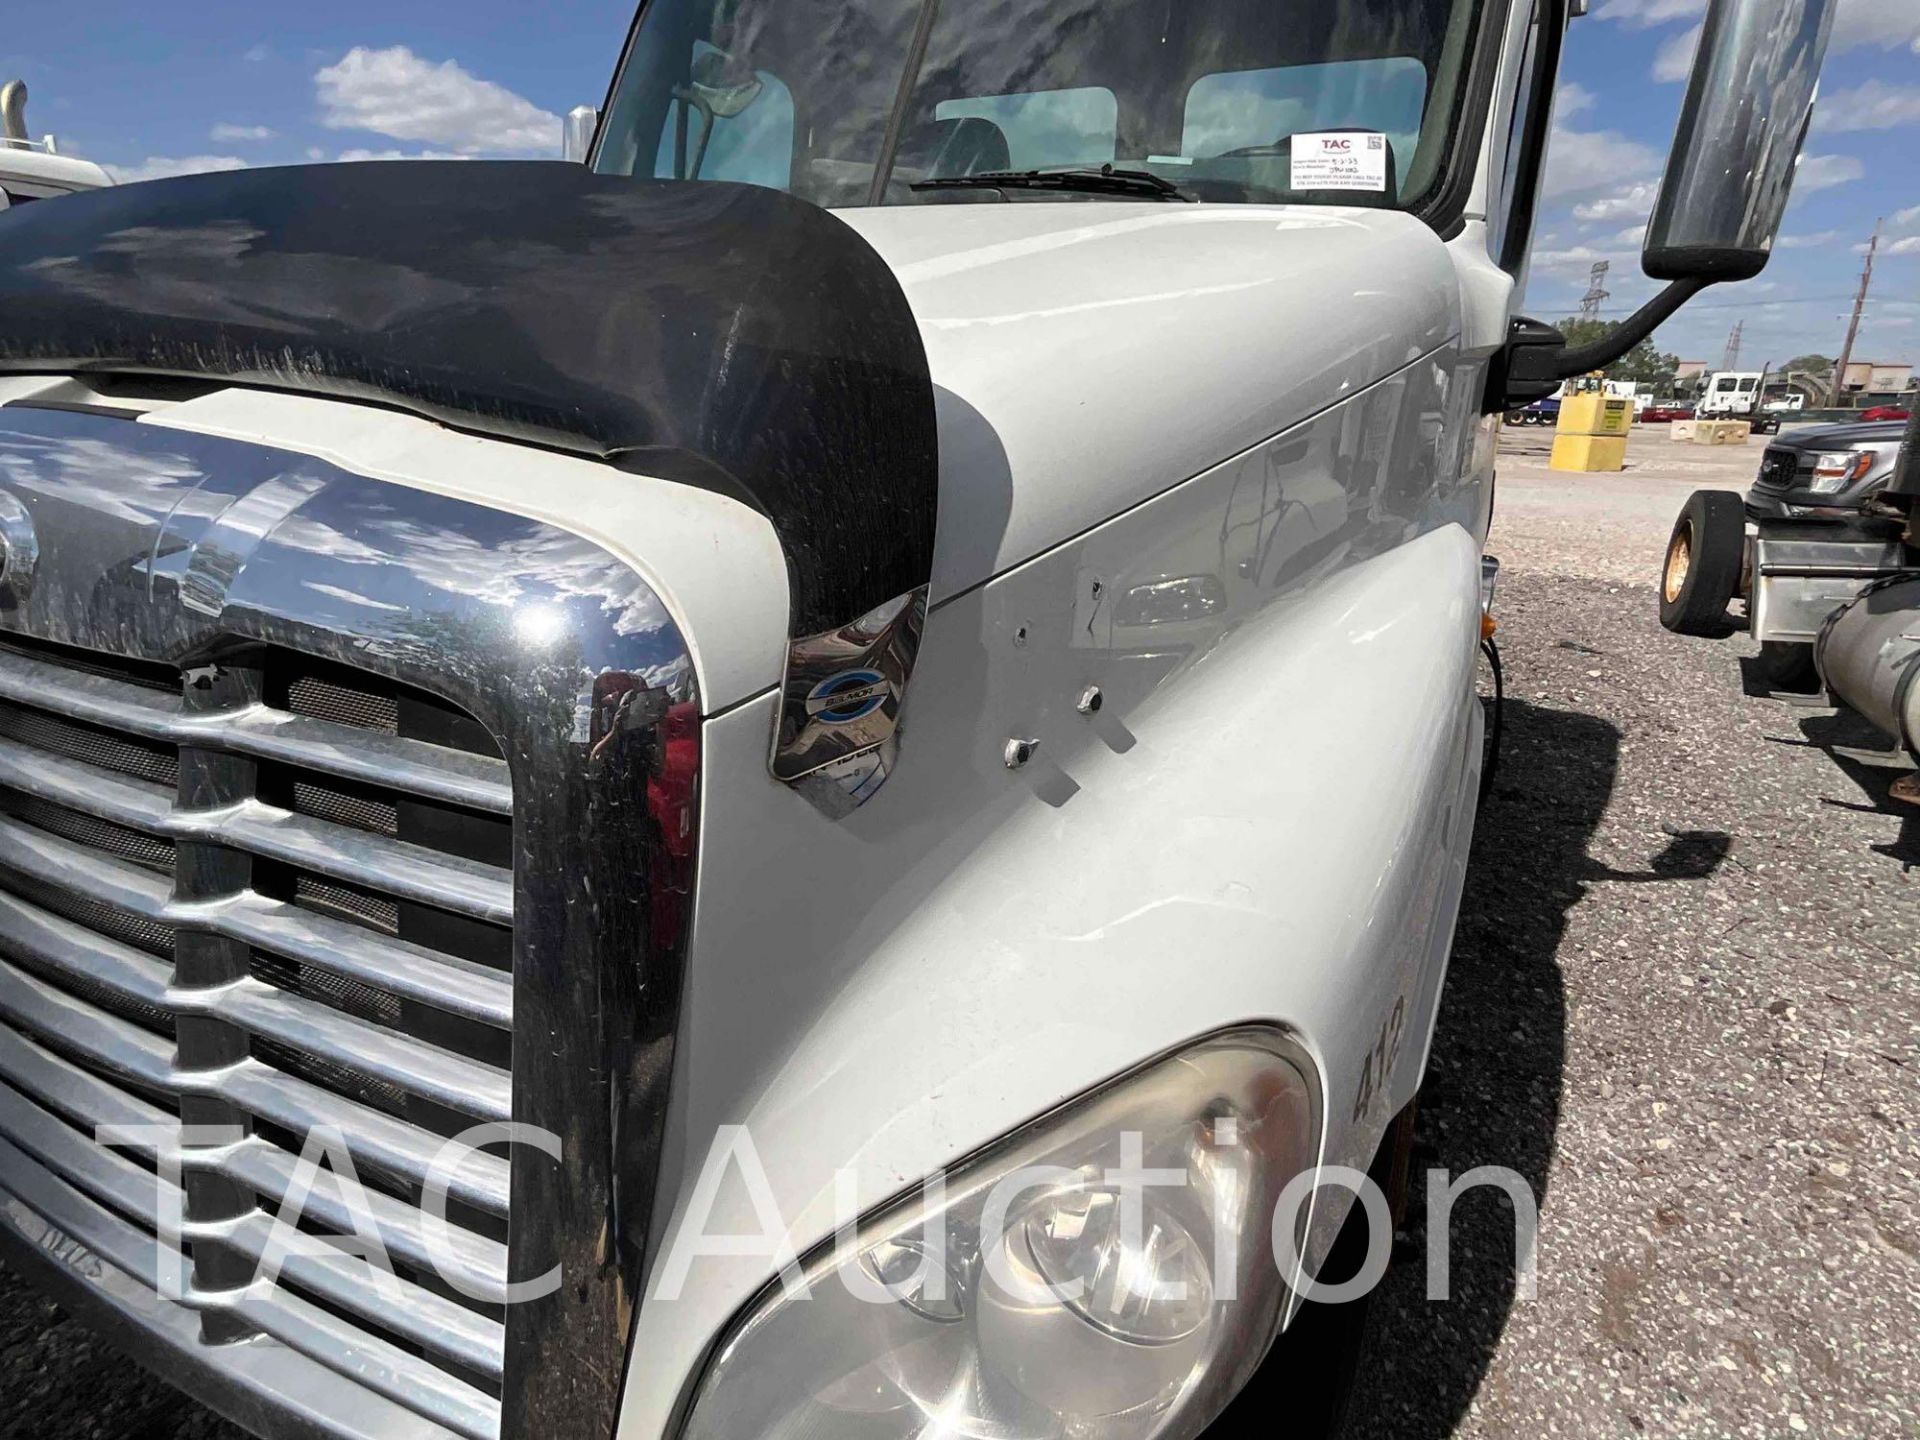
[595,0,1486,210]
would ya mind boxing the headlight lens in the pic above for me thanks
[1809,450,1874,494]
[675,1031,1315,1440]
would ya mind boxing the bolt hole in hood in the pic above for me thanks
[0,162,1457,713]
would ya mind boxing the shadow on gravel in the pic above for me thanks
[1332,699,1727,1440]
[1793,710,1920,864]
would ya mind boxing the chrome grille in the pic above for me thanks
[0,639,514,1440]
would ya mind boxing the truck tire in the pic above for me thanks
[1757,639,1819,692]
[1660,490,1744,636]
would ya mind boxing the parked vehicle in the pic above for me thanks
[0,81,111,208]
[1663,420,1906,687]
[1506,396,1562,425]
[1698,368,1783,432]
[1860,403,1912,422]
[1641,402,1697,424]
[0,3,1836,1438]
[1663,396,1920,755]
[1742,421,1908,521]
[1662,417,1913,692]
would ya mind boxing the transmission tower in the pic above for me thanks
[1578,260,1611,320]
[1723,321,1743,372]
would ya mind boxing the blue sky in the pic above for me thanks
[1537,0,1919,370]
[5,0,1916,369]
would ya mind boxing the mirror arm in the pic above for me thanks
[1546,278,1710,377]
[1485,278,1712,413]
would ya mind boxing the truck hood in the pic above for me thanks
[837,202,1460,600]
[0,169,1462,714]
[0,163,938,644]
[1773,420,1907,452]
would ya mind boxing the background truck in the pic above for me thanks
[0,2,1835,1438]
[1698,368,1783,433]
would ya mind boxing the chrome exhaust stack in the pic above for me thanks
[0,80,28,144]
[1817,408,1920,755]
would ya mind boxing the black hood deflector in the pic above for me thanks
[0,162,937,638]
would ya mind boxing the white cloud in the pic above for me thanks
[1593,0,1703,28]
[1652,24,1701,81]
[1573,180,1660,223]
[314,46,559,156]
[1611,224,1649,246]
[106,155,249,185]
[1886,236,1920,256]
[1531,244,1631,272]
[1774,231,1840,248]
[1556,82,1597,118]
[335,148,470,163]
[210,122,274,142]
[243,43,270,64]
[1795,152,1865,191]
[305,146,325,161]
[1828,0,1920,54]
[1542,127,1664,199]
[1897,205,1920,226]
[1814,80,1920,132]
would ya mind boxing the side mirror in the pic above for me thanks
[1644,0,1835,282]
[1485,0,1836,411]
[563,105,599,165]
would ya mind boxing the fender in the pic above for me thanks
[621,349,1487,1435]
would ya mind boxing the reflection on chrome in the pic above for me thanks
[773,584,928,813]
[0,405,699,1440]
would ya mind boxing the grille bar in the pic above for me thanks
[0,953,511,1217]
[0,648,512,815]
[0,1132,497,1440]
[0,1024,508,1298]
[0,815,513,1029]
[0,887,511,1120]
[0,738,515,925]
[0,1077,505,1377]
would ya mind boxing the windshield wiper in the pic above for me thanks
[911,165,1194,202]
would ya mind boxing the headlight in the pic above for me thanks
[675,1031,1315,1440]
[1809,450,1874,494]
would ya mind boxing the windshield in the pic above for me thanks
[595,0,1486,210]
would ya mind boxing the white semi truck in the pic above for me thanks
[0,2,1834,1438]
[1698,368,1786,432]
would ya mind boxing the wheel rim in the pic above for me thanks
[1664,526,1692,604]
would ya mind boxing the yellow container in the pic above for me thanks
[1550,433,1628,472]
[1558,392,1633,436]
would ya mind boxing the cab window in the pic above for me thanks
[935,86,1118,171]
[650,40,797,189]
[1183,58,1428,177]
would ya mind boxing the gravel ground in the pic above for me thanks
[2,427,1915,1439]
[1351,428,1920,1440]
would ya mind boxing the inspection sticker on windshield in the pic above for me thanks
[1291,132,1389,192]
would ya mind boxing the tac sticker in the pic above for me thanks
[1291,131,1389,193]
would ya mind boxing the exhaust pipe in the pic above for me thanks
[0,80,27,144]
[1818,406,1920,753]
